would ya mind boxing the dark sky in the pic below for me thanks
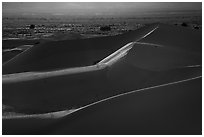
[3,2,202,17]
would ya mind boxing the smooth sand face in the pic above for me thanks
[139,24,202,53]
[51,77,201,135]
[2,23,202,134]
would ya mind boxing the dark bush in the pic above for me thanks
[35,41,40,44]
[29,24,35,29]
[100,26,111,31]
[181,22,188,27]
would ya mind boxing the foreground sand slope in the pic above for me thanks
[3,77,201,134]
[50,77,201,135]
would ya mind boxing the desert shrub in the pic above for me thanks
[29,24,35,29]
[100,26,111,31]
[35,41,40,44]
[181,22,188,27]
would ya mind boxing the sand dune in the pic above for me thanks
[50,77,201,135]
[2,23,202,134]
[3,45,34,63]
[3,50,23,64]
[3,40,201,113]
[3,77,201,134]
[2,24,158,74]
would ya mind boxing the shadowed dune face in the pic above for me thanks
[107,52,201,92]
[2,23,202,134]
[138,24,202,53]
[125,42,201,71]
[3,50,23,63]
[48,78,201,135]
[3,45,34,64]
[3,68,112,113]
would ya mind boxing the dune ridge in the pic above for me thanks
[2,42,135,83]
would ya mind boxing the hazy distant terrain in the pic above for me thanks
[3,10,202,40]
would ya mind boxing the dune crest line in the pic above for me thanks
[182,65,201,68]
[64,75,202,118]
[98,42,134,65]
[134,41,163,47]
[137,25,159,41]
[2,64,105,83]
